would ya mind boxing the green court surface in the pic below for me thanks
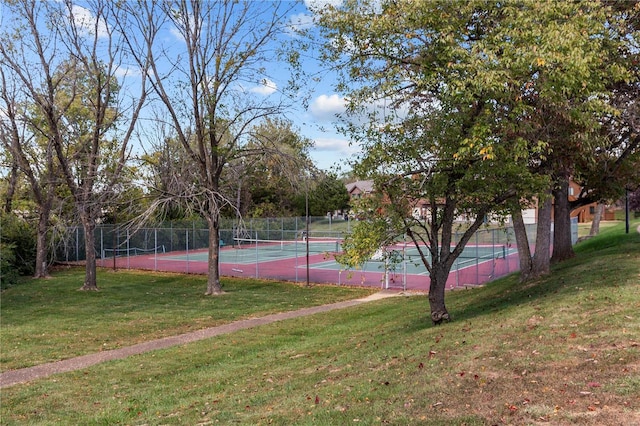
[160,242,516,273]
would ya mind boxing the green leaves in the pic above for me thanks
[316,0,637,275]
[336,216,391,269]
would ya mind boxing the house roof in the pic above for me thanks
[346,180,374,195]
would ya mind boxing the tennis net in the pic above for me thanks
[232,237,342,254]
[102,245,166,258]
[382,243,510,260]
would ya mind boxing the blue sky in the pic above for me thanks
[283,0,358,172]
[0,0,358,173]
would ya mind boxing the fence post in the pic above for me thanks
[295,230,299,282]
[186,229,190,274]
[154,228,158,271]
[127,229,130,270]
[100,227,104,267]
[475,232,479,285]
[255,231,259,278]
[491,229,496,279]
[403,237,407,291]
[76,227,79,262]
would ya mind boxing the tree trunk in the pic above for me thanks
[205,214,223,295]
[589,203,603,236]
[428,264,450,325]
[531,194,552,278]
[4,163,18,214]
[551,175,575,263]
[33,209,51,278]
[80,214,98,291]
[511,206,533,282]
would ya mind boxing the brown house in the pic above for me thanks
[346,180,375,200]
[566,180,616,222]
[346,179,615,224]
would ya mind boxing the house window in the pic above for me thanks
[568,187,574,196]
[589,206,595,214]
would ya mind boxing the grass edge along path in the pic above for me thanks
[0,291,397,388]
[0,271,376,372]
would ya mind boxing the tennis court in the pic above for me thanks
[68,218,578,291]
[100,236,520,291]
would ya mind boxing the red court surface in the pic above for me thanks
[98,245,521,292]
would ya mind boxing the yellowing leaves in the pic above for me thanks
[479,146,495,160]
[454,137,495,161]
[535,57,546,67]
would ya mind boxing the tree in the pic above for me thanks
[0,0,149,290]
[241,119,313,218]
[120,0,303,295]
[316,0,640,317]
[0,67,59,278]
[316,0,543,323]
[296,172,350,217]
[549,2,640,261]
[140,131,201,223]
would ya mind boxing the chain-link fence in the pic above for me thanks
[56,216,578,291]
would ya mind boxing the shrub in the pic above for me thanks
[0,212,36,287]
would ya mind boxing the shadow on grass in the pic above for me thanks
[401,222,640,332]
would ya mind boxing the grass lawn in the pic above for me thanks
[0,272,375,371]
[1,221,639,425]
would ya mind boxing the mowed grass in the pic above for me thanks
[2,221,639,425]
[0,271,375,371]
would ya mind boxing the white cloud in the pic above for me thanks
[313,136,356,153]
[169,26,183,42]
[71,5,109,39]
[285,0,343,37]
[114,65,142,79]
[304,0,343,12]
[286,12,315,36]
[309,94,346,121]
[168,11,198,43]
[250,79,278,96]
[310,136,360,170]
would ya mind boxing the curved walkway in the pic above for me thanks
[0,291,399,388]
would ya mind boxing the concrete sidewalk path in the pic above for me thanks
[0,291,399,388]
